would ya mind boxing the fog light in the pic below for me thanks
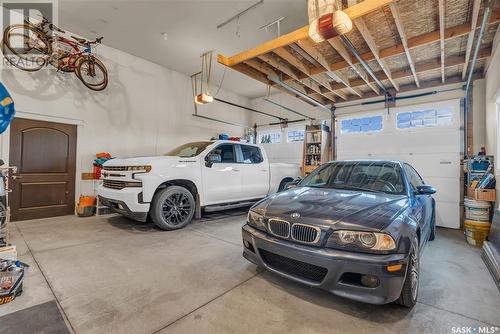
[243,240,255,253]
[361,275,380,288]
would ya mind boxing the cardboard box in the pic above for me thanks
[467,187,496,202]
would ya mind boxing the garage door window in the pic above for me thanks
[259,132,281,144]
[397,108,453,129]
[287,130,305,142]
[340,116,383,134]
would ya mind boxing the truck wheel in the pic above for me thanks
[150,186,195,230]
[396,247,419,308]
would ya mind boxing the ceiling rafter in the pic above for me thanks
[462,0,481,79]
[328,38,380,95]
[389,2,420,87]
[217,0,397,67]
[296,38,363,97]
[353,17,399,91]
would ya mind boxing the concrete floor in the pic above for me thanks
[1,212,499,334]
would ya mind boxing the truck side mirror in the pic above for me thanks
[205,154,221,168]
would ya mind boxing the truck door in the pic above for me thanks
[236,144,270,199]
[202,143,243,204]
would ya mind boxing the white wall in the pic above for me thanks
[0,43,252,199]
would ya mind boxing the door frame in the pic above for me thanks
[0,111,84,216]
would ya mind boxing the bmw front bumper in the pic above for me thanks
[242,224,409,305]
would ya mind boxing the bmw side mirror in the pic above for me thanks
[285,177,302,190]
[205,154,221,168]
[416,185,436,195]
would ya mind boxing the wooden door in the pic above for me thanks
[9,118,77,221]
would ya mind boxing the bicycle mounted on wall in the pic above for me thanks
[1,16,108,91]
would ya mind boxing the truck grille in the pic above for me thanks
[103,180,142,190]
[292,224,320,243]
[268,219,290,238]
[103,166,128,171]
[259,249,328,283]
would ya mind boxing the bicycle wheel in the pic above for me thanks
[2,24,51,71]
[75,56,108,91]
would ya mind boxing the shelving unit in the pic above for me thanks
[465,155,494,186]
[301,124,331,176]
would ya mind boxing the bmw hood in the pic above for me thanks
[254,187,409,232]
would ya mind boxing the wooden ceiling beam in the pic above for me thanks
[438,0,445,83]
[272,47,311,76]
[354,17,399,91]
[462,0,481,79]
[310,73,348,100]
[312,8,500,74]
[217,0,397,67]
[349,47,491,88]
[244,59,282,80]
[257,54,300,80]
[389,2,420,87]
[296,38,363,97]
[328,38,380,95]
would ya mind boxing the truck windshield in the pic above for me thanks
[299,161,406,195]
[165,142,212,158]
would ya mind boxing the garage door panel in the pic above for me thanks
[423,177,463,203]
[337,99,462,229]
[402,153,462,178]
[337,130,461,156]
[435,202,462,229]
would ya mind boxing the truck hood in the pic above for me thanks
[103,156,194,166]
[254,186,409,232]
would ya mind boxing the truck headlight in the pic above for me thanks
[247,210,266,231]
[327,230,396,252]
[126,165,151,172]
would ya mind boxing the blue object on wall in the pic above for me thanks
[0,83,15,134]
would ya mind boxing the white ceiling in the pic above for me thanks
[58,0,309,98]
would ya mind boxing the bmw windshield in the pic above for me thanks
[299,161,406,195]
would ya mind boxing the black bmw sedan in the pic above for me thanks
[242,160,436,308]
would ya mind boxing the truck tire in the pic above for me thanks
[150,186,195,231]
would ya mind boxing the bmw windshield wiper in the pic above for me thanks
[334,185,383,193]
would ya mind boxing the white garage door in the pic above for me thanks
[337,99,463,229]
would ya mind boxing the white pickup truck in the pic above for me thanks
[98,140,299,230]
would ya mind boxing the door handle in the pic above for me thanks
[11,175,22,180]
[232,168,240,172]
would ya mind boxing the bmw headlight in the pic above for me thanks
[247,210,266,231]
[327,230,396,253]
[126,165,151,172]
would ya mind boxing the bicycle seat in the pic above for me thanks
[71,36,88,44]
